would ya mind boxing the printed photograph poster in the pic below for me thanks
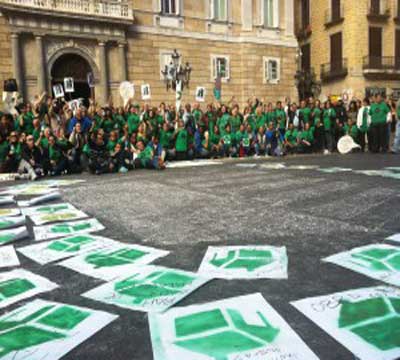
[0,245,19,268]
[0,269,58,309]
[0,215,25,230]
[149,293,319,360]
[34,218,105,241]
[141,84,151,100]
[323,243,400,287]
[59,243,170,281]
[82,265,210,313]
[198,245,288,279]
[17,234,116,265]
[64,77,75,93]
[292,286,400,360]
[0,226,29,246]
[0,298,117,360]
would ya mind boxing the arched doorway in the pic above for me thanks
[50,53,93,100]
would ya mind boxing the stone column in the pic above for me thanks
[285,0,295,36]
[35,35,47,94]
[98,41,108,105]
[118,42,128,82]
[11,33,24,98]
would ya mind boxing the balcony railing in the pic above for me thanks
[0,0,133,20]
[367,0,390,21]
[325,4,344,27]
[363,56,400,79]
[320,58,348,82]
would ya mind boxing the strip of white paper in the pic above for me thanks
[292,286,400,360]
[259,163,286,170]
[40,179,86,187]
[0,215,26,230]
[149,292,319,360]
[323,243,400,287]
[17,234,116,265]
[0,245,19,268]
[18,191,61,207]
[34,218,105,241]
[318,167,353,173]
[166,160,223,169]
[0,269,58,308]
[0,226,29,246]
[30,209,88,226]
[198,245,288,280]
[386,233,400,243]
[0,298,117,360]
[82,265,210,313]
[59,243,170,281]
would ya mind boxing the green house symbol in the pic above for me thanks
[173,308,280,360]
[50,222,91,234]
[36,204,69,213]
[0,278,36,301]
[47,235,95,252]
[114,271,194,305]
[338,296,400,350]
[210,249,274,272]
[351,247,400,272]
[0,305,89,357]
[85,248,148,268]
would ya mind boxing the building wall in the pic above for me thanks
[297,0,400,100]
[0,17,13,92]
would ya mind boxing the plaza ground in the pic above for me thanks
[3,153,400,360]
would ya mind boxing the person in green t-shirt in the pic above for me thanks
[357,98,370,152]
[127,106,141,135]
[222,123,236,157]
[217,106,231,135]
[284,123,298,154]
[0,134,9,171]
[229,106,242,134]
[299,100,312,127]
[210,125,223,158]
[159,122,173,161]
[298,123,314,153]
[323,101,336,153]
[235,123,250,157]
[275,101,287,137]
[312,100,324,152]
[170,119,188,161]
[48,135,68,176]
[134,140,154,169]
[369,94,390,153]
[264,103,276,128]
[17,104,34,135]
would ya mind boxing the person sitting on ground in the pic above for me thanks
[20,134,44,180]
[284,123,298,154]
[87,131,109,175]
[298,122,314,153]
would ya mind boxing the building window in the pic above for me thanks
[161,0,179,15]
[212,0,228,21]
[263,0,278,28]
[211,55,230,81]
[264,57,280,84]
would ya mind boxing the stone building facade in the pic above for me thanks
[0,0,298,107]
[296,0,400,101]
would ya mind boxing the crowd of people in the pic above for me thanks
[0,92,399,180]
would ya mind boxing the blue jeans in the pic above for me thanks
[393,120,400,153]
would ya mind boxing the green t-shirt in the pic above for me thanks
[159,129,172,148]
[102,118,114,133]
[246,114,257,132]
[285,129,298,145]
[127,114,141,134]
[299,129,314,143]
[217,114,230,134]
[49,145,62,162]
[222,133,235,146]
[276,109,286,129]
[175,129,188,152]
[210,132,221,145]
[360,107,369,133]
[299,107,312,124]
[265,112,276,128]
[312,108,322,126]
[229,115,242,134]
[323,108,336,131]
[256,115,266,130]
[0,141,8,162]
[18,114,34,134]
[369,102,389,125]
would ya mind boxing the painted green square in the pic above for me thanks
[38,306,90,330]
[0,235,14,244]
[47,236,94,252]
[175,310,228,337]
[152,272,194,289]
[37,205,69,213]
[0,279,35,300]
[354,249,397,260]
[85,248,147,268]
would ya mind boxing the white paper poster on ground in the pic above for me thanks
[18,191,61,207]
[259,163,286,170]
[149,292,319,360]
[323,243,400,287]
[0,245,19,268]
[0,184,56,196]
[141,84,151,100]
[166,160,222,169]
[386,233,400,243]
[82,265,210,313]
[34,218,105,241]
[0,215,25,230]
[30,208,88,226]
[0,269,58,308]
[0,226,29,246]
[287,165,320,170]
[0,208,20,217]
[40,179,86,187]
[0,298,117,360]
[17,234,115,265]
[0,196,14,205]
[21,202,77,217]
[198,245,288,279]
[59,243,170,281]
[292,286,400,360]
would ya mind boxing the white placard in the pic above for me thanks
[17,234,116,265]
[0,226,29,246]
[52,84,64,98]
[323,243,400,287]
[0,298,117,360]
[0,269,58,308]
[82,265,210,313]
[198,245,288,279]
[195,86,206,102]
[386,233,400,243]
[18,191,62,207]
[0,215,25,230]
[292,286,400,360]
[59,243,170,281]
[34,218,105,241]
[0,245,19,267]
[141,84,151,100]
[119,81,135,106]
[21,202,77,217]
[30,208,88,226]
[149,293,319,360]
[64,77,75,93]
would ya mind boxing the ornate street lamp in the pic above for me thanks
[161,49,192,91]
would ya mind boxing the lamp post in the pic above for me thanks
[161,49,192,91]
[294,47,321,100]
